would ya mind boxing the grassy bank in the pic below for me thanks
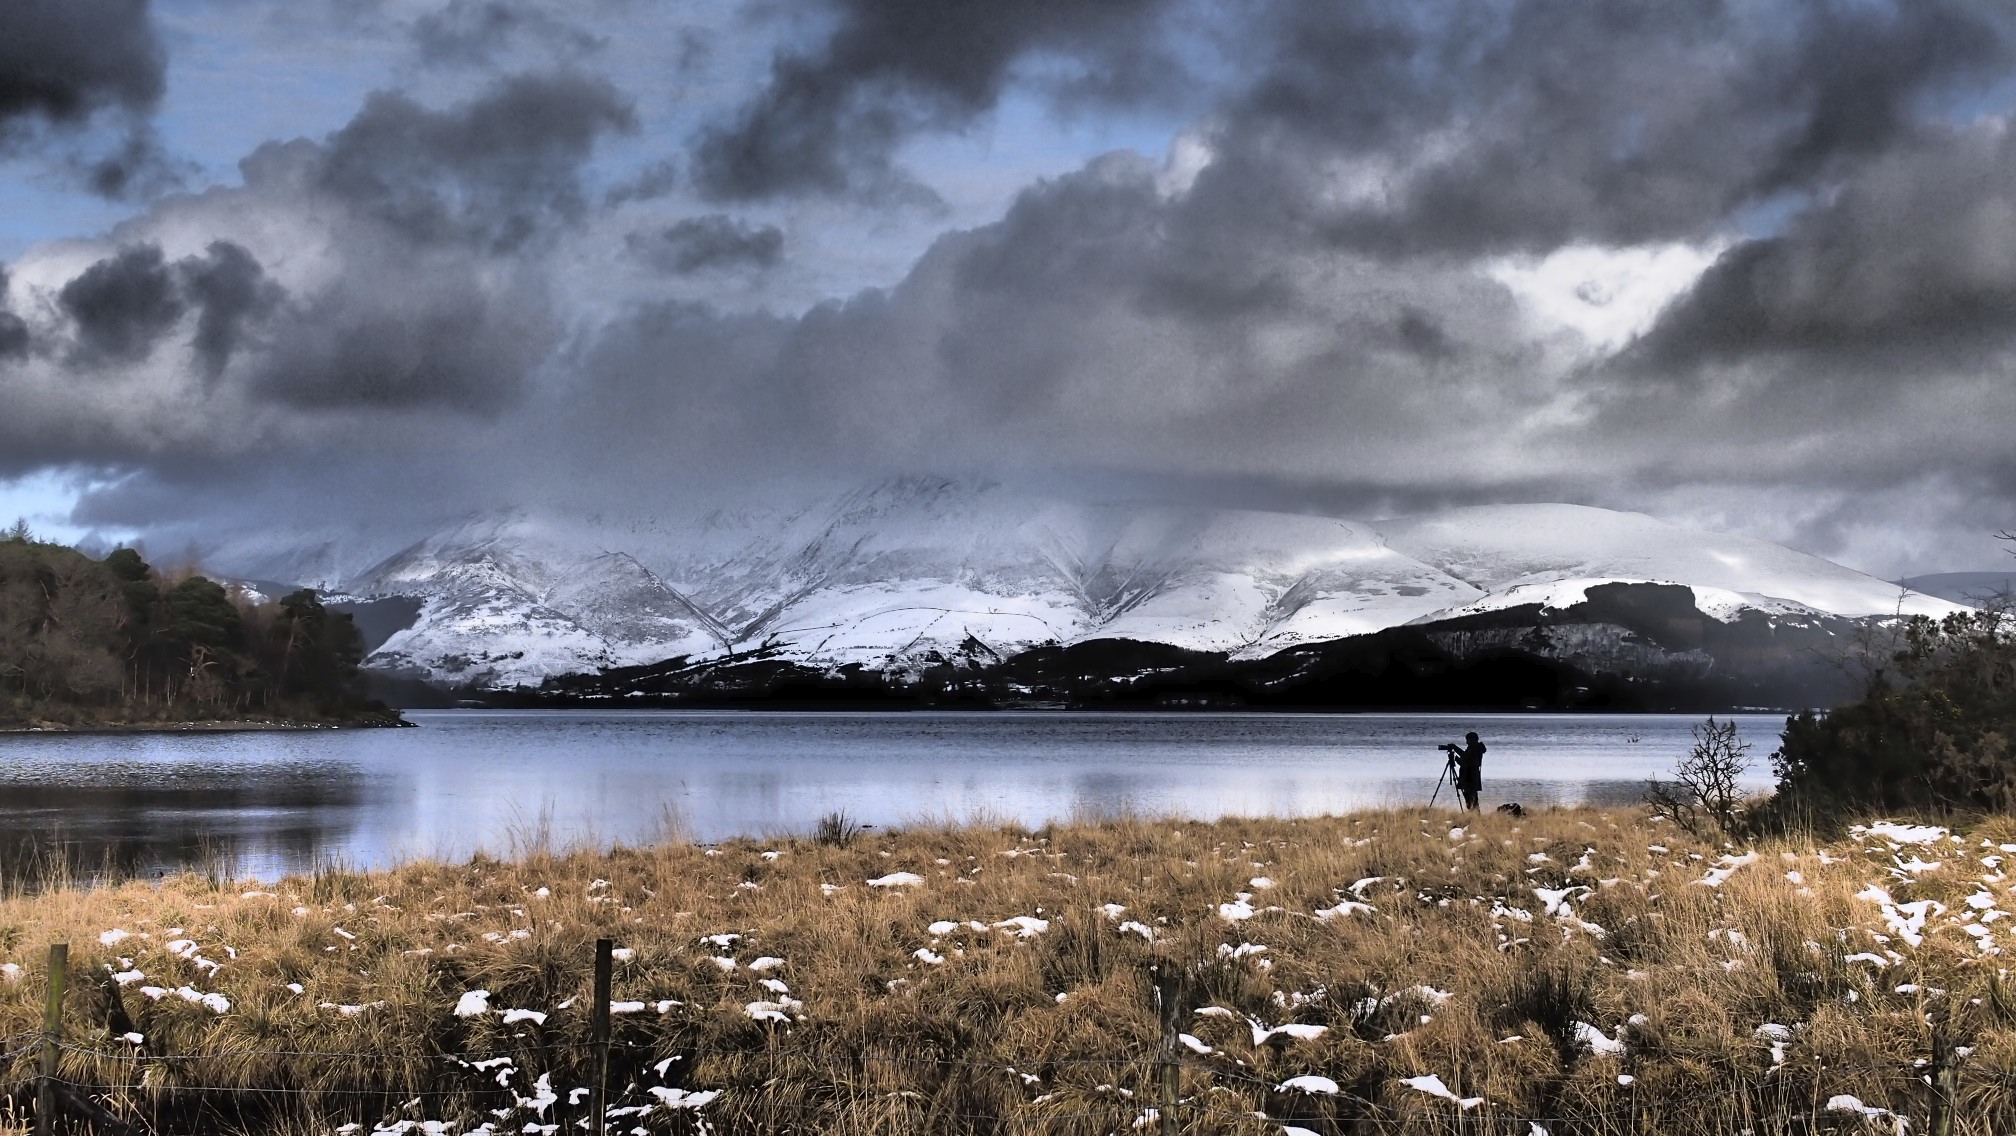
[0,807,2011,1134]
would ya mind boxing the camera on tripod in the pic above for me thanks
[1437,743,1459,755]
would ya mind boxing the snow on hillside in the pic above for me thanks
[317,484,1964,687]
[1380,504,1958,621]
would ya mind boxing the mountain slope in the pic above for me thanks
[301,483,1965,689]
[1380,504,1954,622]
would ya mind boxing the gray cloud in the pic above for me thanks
[627,215,783,274]
[1549,118,2016,549]
[76,125,190,201]
[0,266,28,359]
[1193,0,2016,258]
[0,71,628,482]
[689,0,1183,200]
[564,151,1545,497]
[690,0,2016,243]
[52,240,284,374]
[0,0,165,132]
[59,244,186,364]
[247,260,553,411]
[181,241,285,378]
[276,71,636,251]
[0,0,177,199]
[410,0,606,67]
[15,2,2016,580]
[1634,123,2016,366]
[604,158,679,207]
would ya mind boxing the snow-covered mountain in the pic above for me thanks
[272,479,1963,688]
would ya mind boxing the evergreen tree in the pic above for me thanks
[272,589,366,708]
[0,541,395,725]
[1773,607,2016,814]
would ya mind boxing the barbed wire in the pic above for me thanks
[0,1021,2004,1133]
[14,1041,1999,1093]
[25,1032,2006,1085]
[2,1058,1976,1117]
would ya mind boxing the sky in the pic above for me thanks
[3,0,2016,579]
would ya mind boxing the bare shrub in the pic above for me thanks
[813,809,862,847]
[1645,715,1751,837]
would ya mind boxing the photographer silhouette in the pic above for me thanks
[1444,731,1486,811]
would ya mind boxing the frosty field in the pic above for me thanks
[1,807,2009,1134]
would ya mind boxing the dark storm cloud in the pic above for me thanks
[1194,0,2016,258]
[247,263,553,411]
[627,216,784,274]
[59,244,185,363]
[1633,123,2016,366]
[180,241,285,378]
[284,71,636,251]
[212,73,625,408]
[689,0,1183,200]
[410,0,606,67]
[691,0,2016,235]
[18,0,2016,578]
[54,241,284,373]
[0,0,165,132]
[567,151,1538,493]
[1563,118,2016,537]
[0,69,629,484]
[0,0,180,200]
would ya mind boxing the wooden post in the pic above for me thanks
[590,938,613,1136]
[1929,1027,1958,1136]
[38,943,66,1136]
[1151,965,1180,1136]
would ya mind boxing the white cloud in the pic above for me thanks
[1488,241,1722,353]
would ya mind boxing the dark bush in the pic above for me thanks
[1771,607,2016,815]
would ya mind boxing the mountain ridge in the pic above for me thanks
[227,482,1963,691]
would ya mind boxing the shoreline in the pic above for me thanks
[0,715,414,734]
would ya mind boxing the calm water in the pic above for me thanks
[0,710,1783,879]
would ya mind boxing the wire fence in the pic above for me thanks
[2,1036,1992,1135]
[0,944,2004,1135]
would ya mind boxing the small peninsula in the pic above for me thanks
[0,530,406,730]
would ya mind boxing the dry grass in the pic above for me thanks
[0,807,2013,1133]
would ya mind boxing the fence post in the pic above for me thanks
[37,943,66,1136]
[1929,1027,1958,1136]
[591,938,613,1136]
[1151,965,1180,1135]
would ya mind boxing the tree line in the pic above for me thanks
[0,526,396,726]
[1654,583,2015,834]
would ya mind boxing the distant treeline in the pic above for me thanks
[0,529,400,727]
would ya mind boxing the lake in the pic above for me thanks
[0,710,1784,880]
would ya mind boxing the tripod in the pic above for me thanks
[1429,751,1458,807]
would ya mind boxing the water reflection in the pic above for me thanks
[0,711,1780,879]
[0,758,369,883]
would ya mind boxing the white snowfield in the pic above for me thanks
[268,481,1963,689]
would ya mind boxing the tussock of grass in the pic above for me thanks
[1,808,2013,1133]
